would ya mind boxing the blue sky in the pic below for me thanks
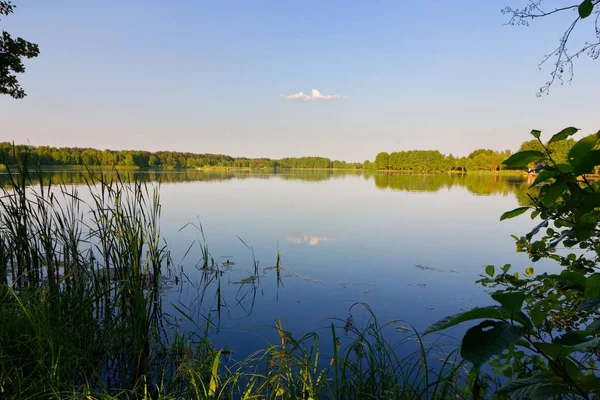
[0,0,598,161]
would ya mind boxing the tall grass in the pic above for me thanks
[0,152,476,399]
[0,156,172,398]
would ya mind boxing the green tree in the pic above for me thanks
[447,154,456,172]
[148,155,160,167]
[457,157,467,173]
[1,1,39,98]
[119,153,136,167]
[374,152,390,170]
[519,138,575,166]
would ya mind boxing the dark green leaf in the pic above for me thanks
[535,337,600,357]
[548,127,578,144]
[578,193,600,214]
[569,133,599,166]
[554,331,588,346]
[513,310,534,331]
[534,343,569,358]
[540,181,568,207]
[497,375,553,399]
[491,291,525,313]
[579,297,600,312]
[460,320,525,368]
[556,163,575,173]
[500,207,529,221]
[573,149,600,175]
[503,151,545,168]
[530,305,547,328]
[584,273,600,298]
[531,169,558,186]
[423,306,506,335]
[531,383,575,399]
[579,0,594,18]
[551,270,587,288]
[530,129,541,139]
[559,358,589,385]
[485,265,495,277]
[585,320,600,334]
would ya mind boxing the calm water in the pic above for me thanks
[5,170,556,358]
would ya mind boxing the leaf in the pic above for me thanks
[585,320,600,334]
[540,181,568,207]
[531,169,558,187]
[209,350,221,397]
[535,337,600,358]
[513,310,534,331]
[574,150,600,175]
[530,129,541,139]
[584,273,600,298]
[556,163,575,173]
[502,264,511,273]
[491,291,526,313]
[530,305,547,328]
[460,320,525,368]
[423,306,506,335]
[554,331,589,346]
[564,337,600,352]
[485,265,495,277]
[500,207,529,221]
[503,151,545,168]
[579,0,594,18]
[497,375,554,398]
[551,270,587,288]
[569,133,599,166]
[578,297,600,312]
[525,267,534,276]
[531,383,575,399]
[548,127,579,144]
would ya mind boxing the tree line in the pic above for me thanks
[0,143,361,170]
[0,138,576,172]
[363,138,575,173]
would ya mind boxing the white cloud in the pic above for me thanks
[283,89,342,102]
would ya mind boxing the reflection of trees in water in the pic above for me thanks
[513,181,539,207]
[1,169,532,204]
[369,172,529,200]
[0,169,362,187]
[278,170,360,182]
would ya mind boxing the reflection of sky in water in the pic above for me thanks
[18,172,555,359]
[144,173,558,358]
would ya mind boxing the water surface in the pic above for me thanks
[4,170,552,358]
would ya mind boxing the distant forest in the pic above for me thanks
[0,138,575,172]
[364,138,575,173]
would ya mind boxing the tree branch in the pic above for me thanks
[503,0,600,95]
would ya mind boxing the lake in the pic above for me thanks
[3,170,554,360]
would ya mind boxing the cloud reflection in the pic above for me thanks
[286,234,332,246]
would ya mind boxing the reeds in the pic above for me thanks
[0,157,171,397]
